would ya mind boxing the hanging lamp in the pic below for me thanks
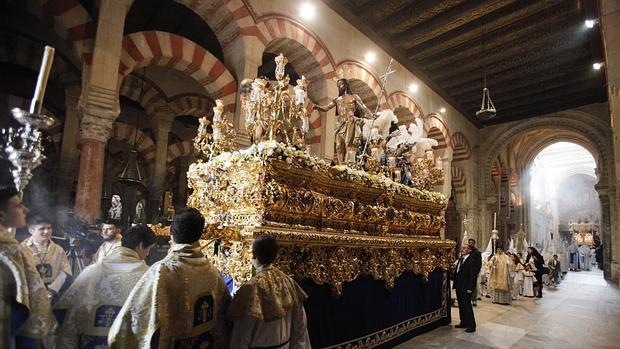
[118,69,145,186]
[476,28,496,121]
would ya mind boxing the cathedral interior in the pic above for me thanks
[1,0,620,348]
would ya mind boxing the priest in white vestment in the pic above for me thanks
[54,225,157,348]
[0,187,53,348]
[91,219,122,264]
[228,235,311,349]
[489,246,513,305]
[578,244,591,270]
[108,207,230,348]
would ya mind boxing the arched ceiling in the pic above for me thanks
[124,0,224,62]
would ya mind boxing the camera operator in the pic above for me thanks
[21,215,72,302]
[92,219,122,264]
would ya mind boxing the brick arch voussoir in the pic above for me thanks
[388,91,424,120]
[119,31,237,112]
[26,0,96,64]
[111,122,157,163]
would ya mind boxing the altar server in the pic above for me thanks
[92,219,122,264]
[489,246,513,305]
[108,207,230,348]
[54,225,156,348]
[22,215,72,301]
[0,186,53,348]
[228,235,311,349]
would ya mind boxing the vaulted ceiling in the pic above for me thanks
[323,0,607,127]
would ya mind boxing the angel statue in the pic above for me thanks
[108,194,122,220]
[405,118,439,158]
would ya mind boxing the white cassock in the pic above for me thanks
[228,265,311,349]
[91,238,121,264]
[54,246,148,348]
[578,245,591,270]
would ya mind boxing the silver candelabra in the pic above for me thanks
[0,46,57,193]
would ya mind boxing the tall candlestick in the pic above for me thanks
[493,212,497,230]
[30,46,55,114]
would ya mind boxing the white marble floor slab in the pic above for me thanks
[395,269,620,349]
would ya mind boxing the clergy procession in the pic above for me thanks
[0,188,310,348]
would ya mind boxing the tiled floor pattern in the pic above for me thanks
[396,269,620,349]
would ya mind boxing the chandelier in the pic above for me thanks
[476,29,496,121]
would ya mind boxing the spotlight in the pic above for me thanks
[585,19,596,28]
[299,2,315,20]
[409,83,418,93]
[364,51,376,63]
[593,62,603,70]
[439,107,446,114]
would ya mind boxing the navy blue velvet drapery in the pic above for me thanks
[300,268,450,348]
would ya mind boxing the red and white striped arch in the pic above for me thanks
[167,141,194,163]
[173,0,254,50]
[451,166,466,194]
[119,31,237,112]
[168,94,213,118]
[451,132,472,162]
[337,61,386,109]
[424,113,452,150]
[26,0,95,64]
[255,15,337,80]
[110,122,157,164]
[388,91,424,121]
[119,74,168,116]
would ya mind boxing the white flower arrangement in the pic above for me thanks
[189,141,447,206]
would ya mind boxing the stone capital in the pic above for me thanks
[79,106,118,143]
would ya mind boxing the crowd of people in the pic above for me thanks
[453,238,565,333]
[0,186,311,348]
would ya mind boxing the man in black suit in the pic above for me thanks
[454,244,477,332]
[467,238,482,306]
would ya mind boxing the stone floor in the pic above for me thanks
[396,269,620,349]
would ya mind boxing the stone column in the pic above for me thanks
[74,108,116,222]
[148,110,174,222]
[598,189,614,279]
[74,0,131,222]
[176,157,191,209]
[57,85,81,207]
[601,0,620,282]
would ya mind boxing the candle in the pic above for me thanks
[371,147,380,161]
[30,46,55,114]
[493,212,497,230]
[388,156,396,168]
[425,150,434,160]
[394,169,401,182]
[435,156,443,169]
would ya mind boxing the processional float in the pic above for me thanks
[185,53,456,296]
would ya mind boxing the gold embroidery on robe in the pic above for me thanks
[227,266,307,321]
[490,251,513,291]
[54,246,148,348]
[0,225,53,339]
[108,242,230,349]
[21,237,72,284]
[92,239,121,264]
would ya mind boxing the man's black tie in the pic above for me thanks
[457,257,463,273]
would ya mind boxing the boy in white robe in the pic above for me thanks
[54,225,157,348]
[22,215,72,301]
[228,235,311,349]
